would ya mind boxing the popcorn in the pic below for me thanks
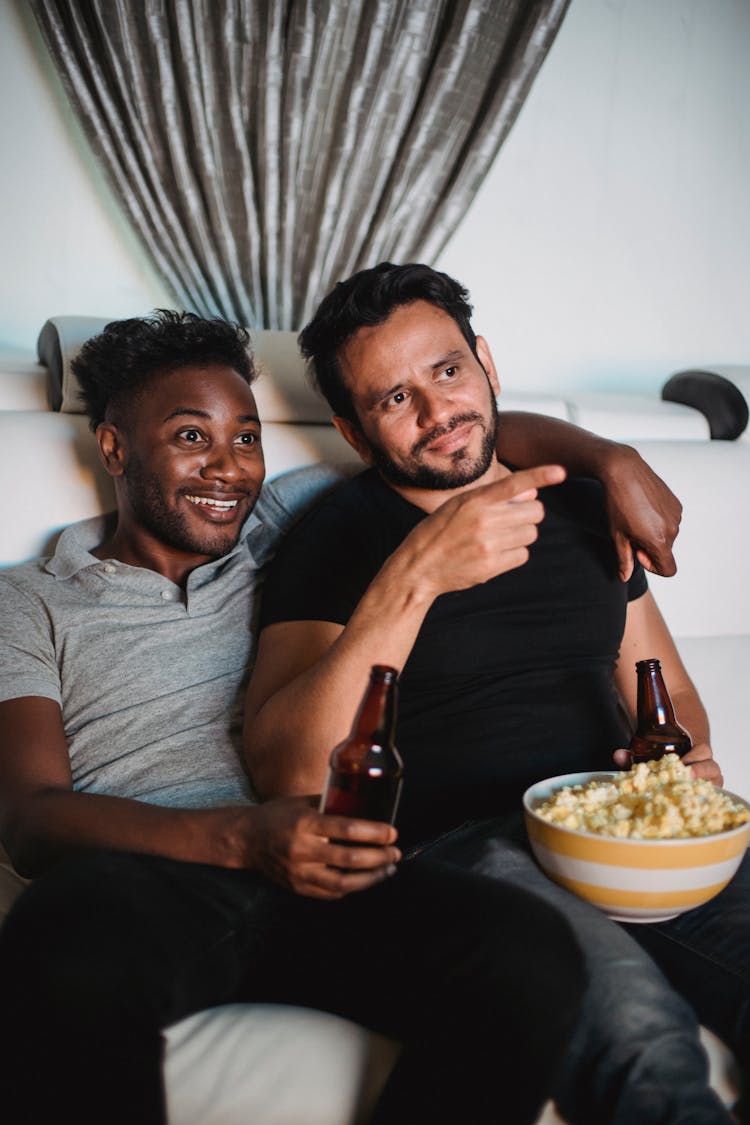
[535,755,750,839]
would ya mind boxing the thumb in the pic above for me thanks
[612,748,631,769]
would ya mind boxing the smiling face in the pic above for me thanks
[97,363,265,577]
[335,300,502,500]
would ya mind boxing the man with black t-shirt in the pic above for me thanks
[244,263,750,1124]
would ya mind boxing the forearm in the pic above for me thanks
[3,788,260,878]
[500,412,683,579]
[246,550,435,798]
[499,411,625,478]
[670,684,710,748]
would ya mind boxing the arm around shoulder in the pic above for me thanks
[499,412,682,579]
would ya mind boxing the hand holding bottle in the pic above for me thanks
[612,657,723,785]
[247,796,400,900]
[613,741,723,786]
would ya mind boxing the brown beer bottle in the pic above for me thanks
[320,664,404,823]
[629,658,692,764]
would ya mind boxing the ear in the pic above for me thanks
[332,416,374,466]
[96,422,127,478]
[475,336,501,398]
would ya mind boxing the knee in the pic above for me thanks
[448,878,588,1045]
[561,955,710,1092]
[495,890,587,1039]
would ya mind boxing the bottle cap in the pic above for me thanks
[371,664,398,682]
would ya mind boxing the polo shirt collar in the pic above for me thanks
[44,510,265,583]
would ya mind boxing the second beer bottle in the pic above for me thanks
[629,657,692,764]
[320,664,404,823]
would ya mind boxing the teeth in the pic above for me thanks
[185,494,238,510]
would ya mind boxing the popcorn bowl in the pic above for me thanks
[523,771,750,923]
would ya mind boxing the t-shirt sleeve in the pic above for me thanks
[259,499,383,629]
[545,474,649,603]
[626,559,648,602]
[0,576,62,704]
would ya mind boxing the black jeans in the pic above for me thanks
[0,847,585,1125]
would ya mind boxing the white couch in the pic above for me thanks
[1,320,748,1123]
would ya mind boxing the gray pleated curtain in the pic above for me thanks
[30,0,569,329]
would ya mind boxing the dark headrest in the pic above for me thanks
[662,370,749,441]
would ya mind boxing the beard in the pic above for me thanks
[367,395,500,491]
[123,459,253,559]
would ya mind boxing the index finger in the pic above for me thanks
[636,545,677,578]
[482,464,567,502]
[315,813,399,845]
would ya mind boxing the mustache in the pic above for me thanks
[412,412,484,456]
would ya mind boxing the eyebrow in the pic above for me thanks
[363,383,403,411]
[362,349,466,411]
[162,408,260,424]
[431,349,464,370]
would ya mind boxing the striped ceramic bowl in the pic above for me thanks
[523,771,750,923]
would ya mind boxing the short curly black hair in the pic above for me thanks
[298,262,478,426]
[71,309,255,431]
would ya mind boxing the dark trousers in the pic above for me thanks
[0,848,585,1125]
[418,814,745,1124]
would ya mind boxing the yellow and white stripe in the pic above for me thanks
[523,772,750,923]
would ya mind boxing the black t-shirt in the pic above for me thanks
[260,468,648,846]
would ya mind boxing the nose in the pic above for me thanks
[200,442,244,482]
[415,387,454,430]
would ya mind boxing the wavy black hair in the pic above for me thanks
[71,309,255,431]
[298,262,478,426]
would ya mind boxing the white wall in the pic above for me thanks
[2,0,749,394]
[0,0,169,353]
[437,0,750,392]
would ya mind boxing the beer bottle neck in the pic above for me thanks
[636,659,678,728]
[352,668,398,745]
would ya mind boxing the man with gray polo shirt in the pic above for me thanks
[0,480,285,810]
[0,309,683,1125]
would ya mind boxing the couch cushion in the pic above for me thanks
[669,634,750,800]
[252,332,331,423]
[0,356,49,410]
[0,411,115,566]
[569,394,710,441]
[164,1004,398,1125]
[37,316,114,412]
[36,318,331,423]
[630,439,750,639]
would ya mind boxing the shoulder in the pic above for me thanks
[540,474,647,594]
[0,558,52,602]
[253,464,364,540]
[259,471,402,627]
[541,474,610,531]
[273,468,386,542]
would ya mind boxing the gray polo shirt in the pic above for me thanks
[0,489,293,809]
